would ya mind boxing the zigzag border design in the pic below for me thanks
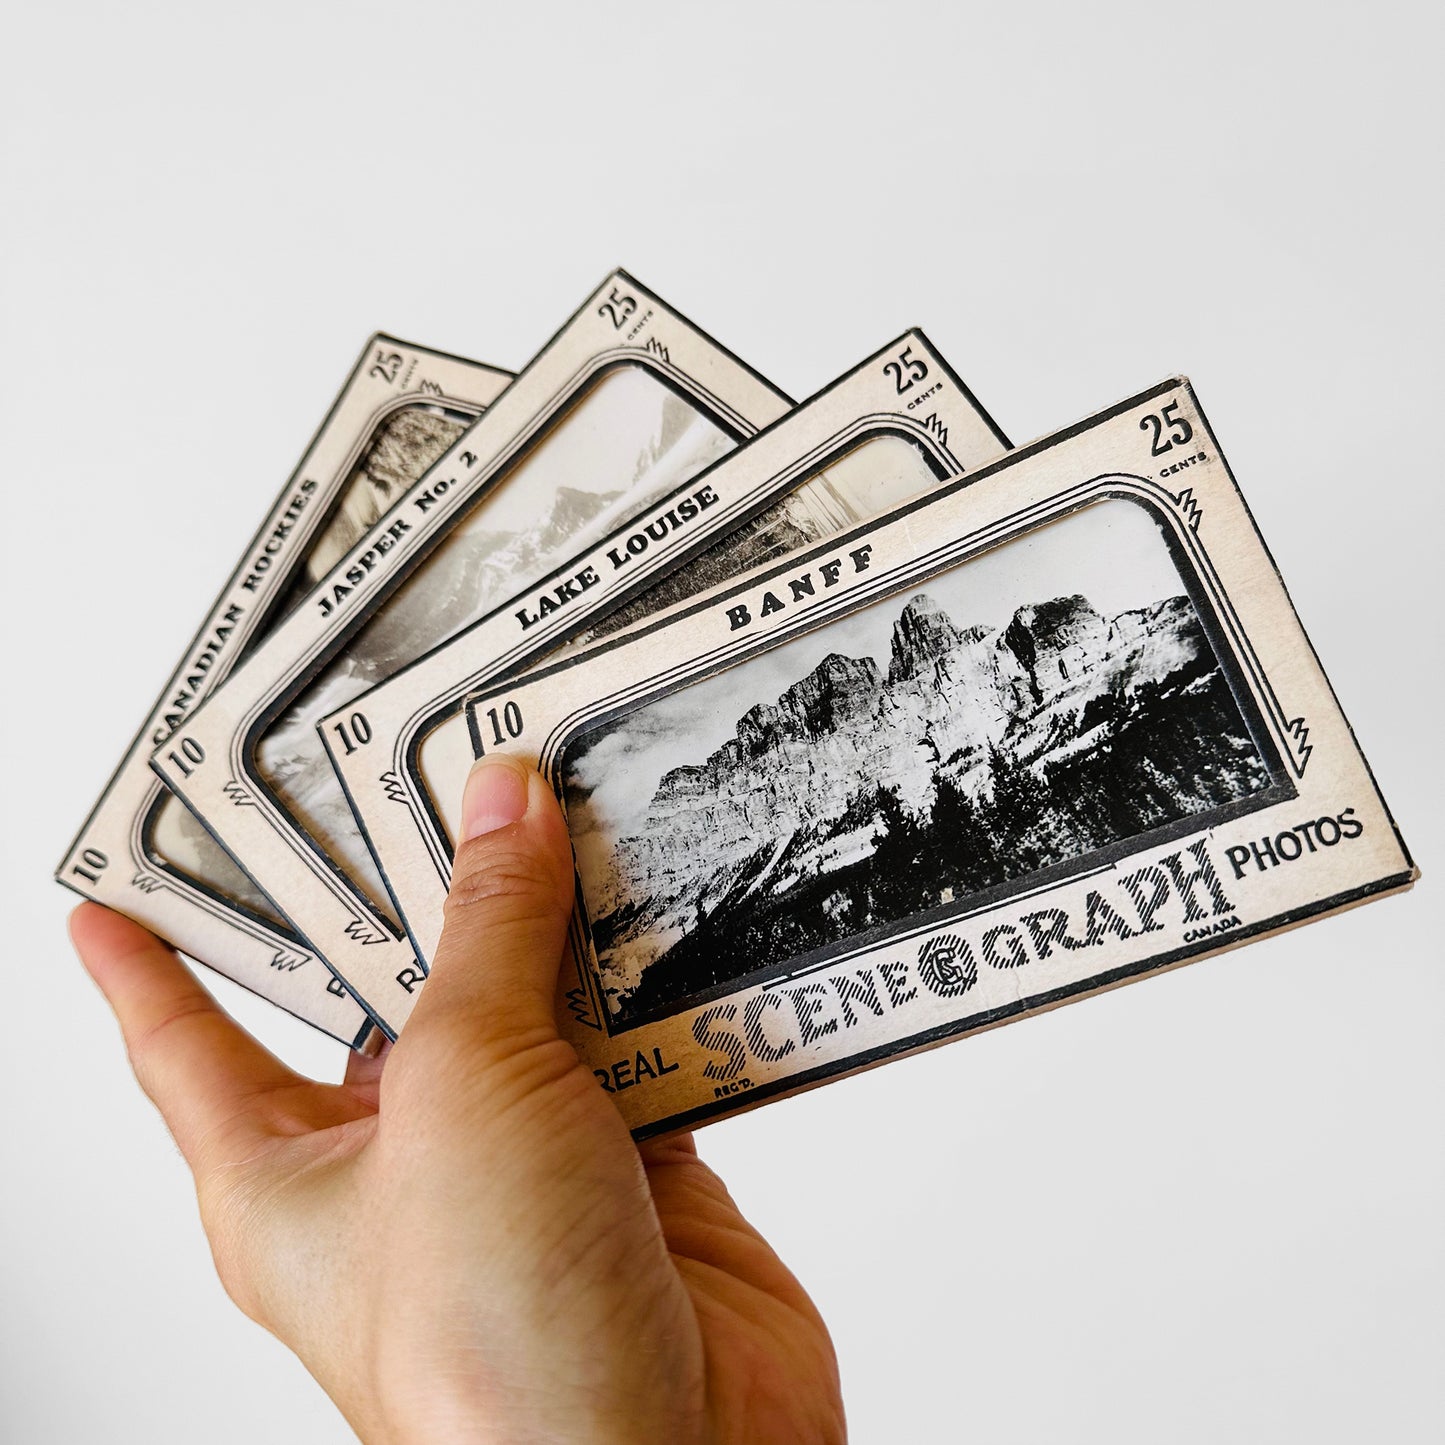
[1285,716,1313,775]
[565,985,601,1028]
[222,778,257,807]
[1175,486,1204,531]
[343,917,389,946]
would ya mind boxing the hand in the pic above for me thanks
[71,756,844,1444]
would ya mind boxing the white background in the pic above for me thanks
[2,3,1441,1441]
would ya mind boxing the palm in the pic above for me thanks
[196,1059,842,1444]
[75,903,844,1442]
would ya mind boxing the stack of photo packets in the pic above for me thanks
[61,270,1416,1138]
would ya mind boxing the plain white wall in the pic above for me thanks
[2,2,1440,1441]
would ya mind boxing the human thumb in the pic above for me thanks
[402,755,577,1055]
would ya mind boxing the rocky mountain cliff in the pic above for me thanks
[580,589,1271,1022]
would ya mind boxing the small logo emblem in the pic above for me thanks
[918,932,976,996]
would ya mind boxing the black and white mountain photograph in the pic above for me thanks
[253,368,731,913]
[563,499,1276,1024]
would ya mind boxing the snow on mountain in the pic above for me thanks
[580,590,1272,1020]
[254,392,735,916]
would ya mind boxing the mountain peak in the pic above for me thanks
[888,592,967,683]
[583,584,1262,1027]
[1004,593,1103,661]
[737,652,882,752]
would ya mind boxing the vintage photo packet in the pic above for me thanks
[57,338,513,1047]
[464,377,1417,1138]
[325,330,1011,972]
[152,272,792,1037]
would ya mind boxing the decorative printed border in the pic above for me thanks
[315,327,1011,982]
[58,338,513,1046]
[153,272,794,1036]
[532,477,1301,1034]
[460,375,1416,1137]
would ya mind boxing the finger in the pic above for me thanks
[638,1130,698,1162]
[70,902,302,1168]
[404,756,575,1053]
[342,1037,390,1102]
[639,1134,828,1321]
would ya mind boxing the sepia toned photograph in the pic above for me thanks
[563,498,1280,1025]
[146,795,286,922]
[285,404,473,603]
[334,338,1008,983]
[143,400,476,918]
[254,366,733,912]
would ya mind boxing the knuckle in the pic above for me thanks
[386,1026,588,1119]
[131,996,214,1057]
[444,841,570,922]
[392,1008,551,1081]
[126,997,217,1095]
